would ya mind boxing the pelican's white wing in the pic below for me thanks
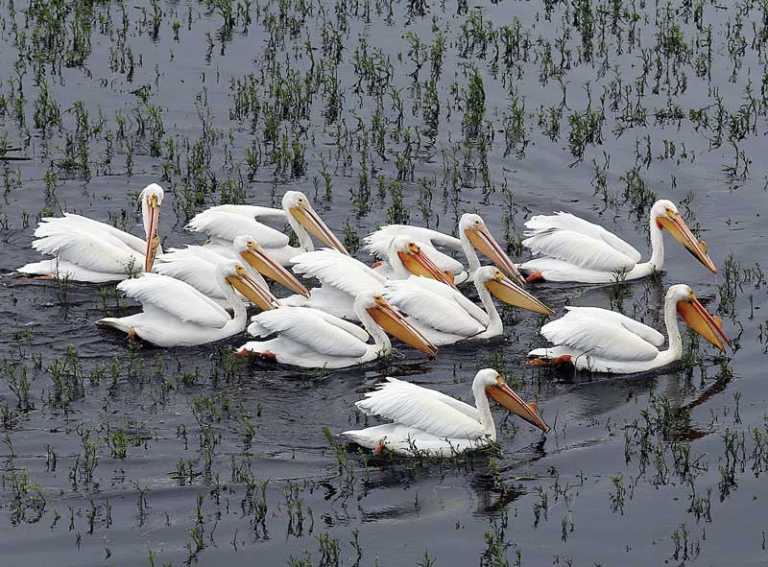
[383,280,485,336]
[290,250,386,295]
[160,244,235,264]
[356,378,485,439]
[35,213,148,255]
[247,307,368,357]
[400,277,489,326]
[564,306,664,347]
[153,256,223,298]
[201,205,287,221]
[301,309,370,342]
[32,232,143,275]
[117,274,230,328]
[523,212,641,271]
[541,308,659,362]
[186,210,289,248]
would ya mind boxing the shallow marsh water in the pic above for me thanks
[0,0,767,565]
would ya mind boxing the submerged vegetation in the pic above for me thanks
[0,0,766,565]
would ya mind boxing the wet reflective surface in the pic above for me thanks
[0,0,767,565]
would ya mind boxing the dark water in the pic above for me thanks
[1,0,767,565]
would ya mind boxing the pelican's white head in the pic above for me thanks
[473,368,502,388]
[283,191,349,254]
[651,199,716,273]
[667,284,730,352]
[460,213,524,285]
[281,190,305,210]
[473,368,549,433]
[139,183,164,272]
[355,290,437,358]
[233,235,309,297]
[388,236,455,287]
[667,283,693,302]
[475,266,553,315]
[217,260,279,312]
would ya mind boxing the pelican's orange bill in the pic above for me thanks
[677,294,730,351]
[367,297,438,358]
[487,378,549,433]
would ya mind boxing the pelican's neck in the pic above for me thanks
[286,209,314,252]
[662,293,683,358]
[647,215,665,270]
[629,215,664,279]
[141,197,150,240]
[356,305,392,355]
[460,229,481,274]
[219,276,248,328]
[472,382,496,440]
[476,280,502,337]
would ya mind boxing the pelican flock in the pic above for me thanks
[17,184,733,458]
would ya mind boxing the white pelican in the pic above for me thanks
[382,266,552,346]
[286,236,454,320]
[342,369,549,456]
[153,235,309,304]
[364,213,524,285]
[519,200,717,283]
[18,184,164,282]
[98,260,277,347]
[527,284,730,374]
[236,291,437,369]
[186,191,348,264]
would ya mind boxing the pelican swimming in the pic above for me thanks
[153,235,309,305]
[236,291,437,369]
[382,266,552,346]
[364,213,523,285]
[186,191,348,264]
[342,368,549,456]
[519,200,717,283]
[527,284,729,374]
[98,260,277,347]
[286,236,454,320]
[18,183,164,282]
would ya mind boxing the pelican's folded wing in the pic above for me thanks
[117,274,230,328]
[152,257,223,298]
[290,250,386,294]
[355,378,485,440]
[186,210,289,248]
[383,280,485,336]
[524,212,641,261]
[564,306,664,347]
[247,307,368,357]
[541,308,659,362]
[35,213,149,256]
[402,277,489,326]
[523,212,642,272]
[201,205,287,221]
[32,231,143,275]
